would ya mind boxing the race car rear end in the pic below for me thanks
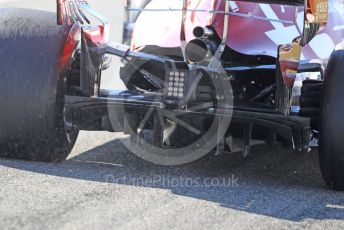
[1,0,344,190]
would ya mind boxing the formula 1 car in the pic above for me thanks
[0,0,344,190]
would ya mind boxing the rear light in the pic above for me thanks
[166,69,187,99]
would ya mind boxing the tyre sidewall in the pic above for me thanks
[0,8,77,161]
[319,50,344,190]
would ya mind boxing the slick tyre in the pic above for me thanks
[0,8,79,162]
[319,50,344,190]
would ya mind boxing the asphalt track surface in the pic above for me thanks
[1,1,344,229]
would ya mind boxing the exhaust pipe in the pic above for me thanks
[193,26,214,38]
[185,26,219,63]
[185,39,218,63]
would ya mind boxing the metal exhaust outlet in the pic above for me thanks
[185,39,218,63]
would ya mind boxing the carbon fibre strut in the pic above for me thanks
[243,123,253,158]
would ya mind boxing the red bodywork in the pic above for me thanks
[131,0,344,60]
[60,24,80,72]
[57,0,109,73]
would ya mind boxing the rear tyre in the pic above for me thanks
[0,8,79,162]
[319,50,344,190]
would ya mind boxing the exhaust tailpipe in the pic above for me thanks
[193,26,214,38]
[185,39,218,63]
